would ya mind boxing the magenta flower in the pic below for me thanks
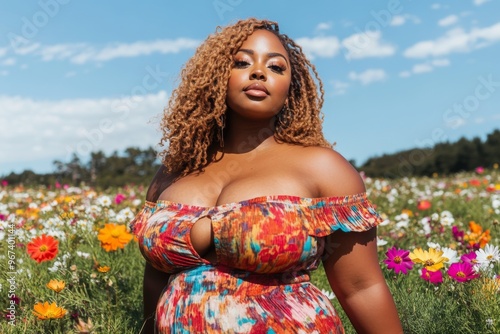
[421,268,443,285]
[452,226,464,243]
[447,262,479,282]
[114,193,126,204]
[383,247,413,274]
[460,251,477,266]
[475,166,484,174]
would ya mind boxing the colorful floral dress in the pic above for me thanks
[130,193,382,333]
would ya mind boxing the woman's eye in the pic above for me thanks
[269,64,285,73]
[234,60,249,68]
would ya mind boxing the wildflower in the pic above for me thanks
[417,200,431,211]
[377,237,388,246]
[460,252,478,266]
[27,234,58,263]
[452,226,464,243]
[409,248,445,272]
[114,193,126,204]
[75,317,94,333]
[420,268,443,285]
[465,221,491,249]
[97,265,111,273]
[475,166,484,174]
[441,247,459,264]
[447,262,479,282]
[383,247,413,274]
[33,301,67,320]
[97,195,112,207]
[46,279,65,293]
[321,289,336,300]
[97,223,133,251]
[475,244,500,271]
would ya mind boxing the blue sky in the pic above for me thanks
[1,0,500,176]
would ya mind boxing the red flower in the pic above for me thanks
[417,200,431,211]
[27,235,58,263]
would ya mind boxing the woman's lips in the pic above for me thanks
[244,83,269,97]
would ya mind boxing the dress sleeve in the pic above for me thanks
[307,192,382,237]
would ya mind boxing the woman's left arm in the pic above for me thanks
[323,229,402,333]
[309,147,402,333]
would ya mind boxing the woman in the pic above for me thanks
[131,18,402,333]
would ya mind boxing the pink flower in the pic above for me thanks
[114,193,126,204]
[475,166,484,174]
[452,226,464,243]
[447,262,479,282]
[55,181,61,189]
[460,251,478,266]
[383,247,414,274]
[1,180,7,187]
[421,268,443,285]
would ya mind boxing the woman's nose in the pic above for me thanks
[250,68,266,81]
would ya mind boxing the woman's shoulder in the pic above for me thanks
[288,145,366,197]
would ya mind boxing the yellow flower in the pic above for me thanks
[97,265,111,273]
[97,223,133,252]
[409,247,445,272]
[33,301,67,320]
[46,279,65,293]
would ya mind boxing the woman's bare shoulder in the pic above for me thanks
[290,145,366,197]
[145,164,178,202]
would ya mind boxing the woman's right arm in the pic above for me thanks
[141,164,174,334]
[142,263,170,334]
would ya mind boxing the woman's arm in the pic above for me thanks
[141,263,170,334]
[140,164,175,334]
[308,148,402,333]
[323,229,402,333]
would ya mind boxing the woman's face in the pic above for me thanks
[226,29,291,120]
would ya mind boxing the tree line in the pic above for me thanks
[358,129,500,178]
[2,129,499,188]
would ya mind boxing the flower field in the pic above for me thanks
[1,169,499,334]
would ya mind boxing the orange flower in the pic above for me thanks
[97,265,111,273]
[27,235,58,263]
[417,200,431,211]
[97,223,133,251]
[465,221,491,248]
[46,279,65,293]
[33,301,67,320]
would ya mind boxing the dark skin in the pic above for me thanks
[139,30,402,333]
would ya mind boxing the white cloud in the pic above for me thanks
[403,22,500,58]
[473,0,490,5]
[6,38,200,64]
[400,58,450,77]
[390,14,421,26]
[431,3,441,9]
[296,36,341,59]
[331,80,350,95]
[341,31,396,60]
[0,91,168,170]
[399,71,411,78]
[348,69,387,85]
[0,70,8,76]
[413,63,434,74]
[438,15,459,27]
[316,22,333,32]
[0,47,7,57]
[1,58,16,66]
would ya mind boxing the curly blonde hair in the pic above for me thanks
[159,18,332,176]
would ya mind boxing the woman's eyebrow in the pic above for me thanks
[237,48,289,65]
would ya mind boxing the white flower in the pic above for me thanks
[377,237,388,246]
[441,247,459,264]
[476,244,500,265]
[321,289,336,300]
[76,251,91,259]
[427,241,441,249]
[97,196,112,207]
